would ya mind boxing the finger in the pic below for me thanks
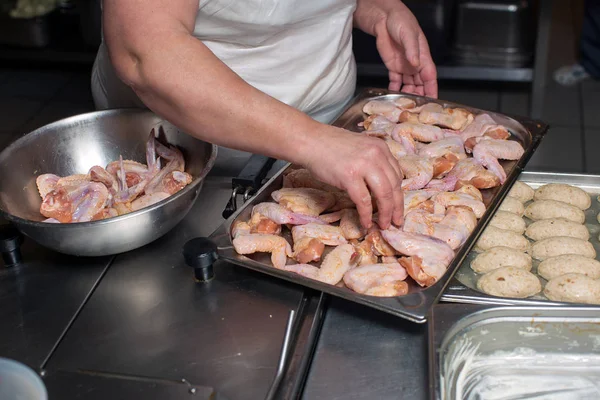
[379,157,404,226]
[400,74,416,95]
[379,138,403,181]
[375,26,404,92]
[394,187,404,226]
[346,180,374,229]
[382,144,404,194]
[418,33,438,98]
[412,73,425,96]
[423,76,438,99]
[389,70,402,92]
[414,73,424,86]
[365,169,394,230]
[414,83,425,96]
[387,152,402,179]
[395,22,421,69]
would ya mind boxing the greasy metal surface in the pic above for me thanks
[42,370,228,400]
[0,229,110,370]
[302,297,428,400]
[0,109,217,256]
[429,304,600,400]
[277,292,327,400]
[44,178,320,400]
[443,171,600,306]
[210,87,549,323]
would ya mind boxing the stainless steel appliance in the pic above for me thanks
[452,0,535,67]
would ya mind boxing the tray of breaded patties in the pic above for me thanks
[208,88,549,323]
[443,171,600,307]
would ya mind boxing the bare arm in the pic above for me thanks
[103,0,323,164]
[103,0,404,228]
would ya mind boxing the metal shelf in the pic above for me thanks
[437,65,533,82]
[357,63,534,82]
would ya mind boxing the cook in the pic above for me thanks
[91,0,438,230]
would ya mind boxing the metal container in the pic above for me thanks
[0,109,217,257]
[443,171,600,306]
[429,304,600,400]
[209,88,549,324]
[452,0,534,68]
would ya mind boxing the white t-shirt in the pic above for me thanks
[92,0,358,123]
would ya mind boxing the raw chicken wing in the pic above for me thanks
[271,187,336,216]
[340,208,367,240]
[418,136,466,160]
[381,229,455,287]
[397,155,434,190]
[362,100,402,122]
[418,103,474,131]
[343,263,409,297]
[444,158,500,189]
[459,113,509,142]
[252,203,325,225]
[36,174,60,198]
[291,223,347,263]
[291,223,347,246]
[472,137,524,183]
[284,244,358,285]
[41,182,109,223]
[392,122,445,143]
[233,233,293,269]
[432,190,486,218]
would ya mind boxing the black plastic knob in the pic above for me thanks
[183,237,218,282]
[0,224,24,267]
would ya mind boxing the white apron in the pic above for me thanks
[91,0,358,170]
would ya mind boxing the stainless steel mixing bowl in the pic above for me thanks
[0,109,217,257]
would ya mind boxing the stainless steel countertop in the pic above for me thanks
[1,162,432,399]
[0,230,111,370]
[302,297,428,400]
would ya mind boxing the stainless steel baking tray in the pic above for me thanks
[442,171,600,307]
[429,304,600,400]
[209,88,549,324]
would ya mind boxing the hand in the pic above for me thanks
[371,3,438,98]
[302,126,404,229]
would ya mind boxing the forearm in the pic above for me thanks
[104,15,323,166]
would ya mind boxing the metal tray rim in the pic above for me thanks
[209,88,550,324]
[428,303,600,400]
[441,170,600,307]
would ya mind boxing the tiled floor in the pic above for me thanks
[0,1,596,174]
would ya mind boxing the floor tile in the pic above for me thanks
[53,70,95,107]
[581,79,600,127]
[23,101,96,132]
[0,97,45,132]
[525,125,584,173]
[583,127,600,173]
[0,68,72,101]
[540,82,582,127]
[500,90,530,118]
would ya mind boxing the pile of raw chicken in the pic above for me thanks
[232,97,525,297]
[36,128,193,223]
